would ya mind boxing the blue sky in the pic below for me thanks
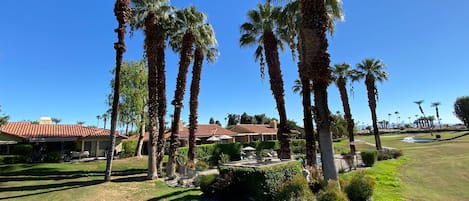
[1,0,467,129]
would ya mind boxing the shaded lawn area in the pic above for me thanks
[0,157,201,201]
[352,131,469,201]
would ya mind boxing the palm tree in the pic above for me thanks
[51,118,61,125]
[167,6,206,177]
[431,102,442,129]
[96,115,101,127]
[188,23,218,167]
[240,3,291,159]
[414,100,426,117]
[130,0,172,180]
[331,63,355,154]
[387,113,391,128]
[394,111,399,128]
[105,0,131,182]
[102,113,108,129]
[352,58,389,151]
[283,0,343,169]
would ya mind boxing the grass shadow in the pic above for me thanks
[111,175,147,183]
[147,189,201,201]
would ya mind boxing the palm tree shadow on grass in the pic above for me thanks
[147,189,201,201]
[0,179,103,200]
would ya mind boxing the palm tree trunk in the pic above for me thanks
[300,0,337,181]
[188,48,203,167]
[135,111,145,157]
[167,33,194,178]
[105,0,130,182]
[263,31,290,159]
[156,33,168,173]
[145,13,159,180]
[366,77,382,150]
[337,78,355,154]
[301,78,317,167]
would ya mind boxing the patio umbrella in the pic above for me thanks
[207,135,221,141]
[218,135,233,140]
[242,146,256,151]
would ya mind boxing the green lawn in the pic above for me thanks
[0,157,201,201]
[351,131,469,201]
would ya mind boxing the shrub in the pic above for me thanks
[291,139,306,154]
[360,150,377,167]
[214,143,242,162]
[195,160,209,171]
[2,155,27,164]
[198,174,218,196]
[344,171,375,201]
[276,175,315,201]
[44,151,63,163]
[377,149,392,161]
[121,140,137,158]
[216,161,302,201]
[390,149,403,159]
[454,96,469,127]
[317,180,347,201]
[11,144,33,157]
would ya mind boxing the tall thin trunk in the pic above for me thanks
[135,111,145,157]
[167,33,194,178]
[263,31,290,159]
[337,78,355,154]
[188,48,203,167]
[145,13,158,180]
[156,33,167,173]
[366,77,382,150]
[301,78,317,167]
[105,0,130,182]
[300,0,338,181]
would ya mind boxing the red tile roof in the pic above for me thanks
[127,124,236,141]
[231,124,277,134]
[0,122,123,139]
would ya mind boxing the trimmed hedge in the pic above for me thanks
[361,150,378,167]
[291,139,306,154]
[215,161,302,201]
[198,174,218,196]
[11,144,33,157]
[44,151,63,163]
[178,143,242,166]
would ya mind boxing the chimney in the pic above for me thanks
[179,119,184,132]
[39,117,52,125]
[270,120,277,130]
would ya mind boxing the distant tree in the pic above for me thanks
[394,111,399,128]
[215,120,222,126]
[102,113,109,129]
[209,117,215,124]
[30,121,39,124]
[96,115,101,127]
[240,112,254,124]
[431,102,441,129]
[330,112,347,139]
[225,113,240,127]
[454,96,469,128]
[0,106,9,126]
[414,100,426,117]
[254,114,271,124]
[77,121,85,126]
[51,118,61,125]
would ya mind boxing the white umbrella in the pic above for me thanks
[242,146,256,151]
[207,135,221,141]
[218,135,233,140]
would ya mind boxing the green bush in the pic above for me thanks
[121,140,137,158]
[344,171,375,201]
[2,155,27,164]
[377,149,392,161]
[44,151,63,163]
[198,174,218,196]
[195,160,209,171]
[291,139,306,154]
[390,149,403,159]
[216,161,302,201]
[177,143,241,166]
[276,175,315,201]
[317,180,347,201]
[11,144,33,157]
[214,143,242,162]
[360,150,377,167]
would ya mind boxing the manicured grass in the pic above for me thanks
[355,131,469,201]
[0,157,201,201]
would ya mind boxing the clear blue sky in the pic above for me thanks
[1,0,467,129]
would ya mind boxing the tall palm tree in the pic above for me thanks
[414,100,426,117]
[394,111,399,128]
[96,115,101,127]
[51,118,61,125]
[130,0,172,180]
[352,58,389,151]
[102,113,108,129]
[331,63,355,154]
[105,0,131,182]
[167,6,206,177]
[240,3,291,159]
[188,23,218,167]
[283,0,343,169]
[431,102,441,129]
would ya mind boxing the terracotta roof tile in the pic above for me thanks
[128,124,236,141]
[0,122,122,138]
[231,124,277,134]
